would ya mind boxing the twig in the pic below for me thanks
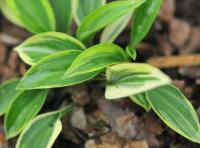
[147,54,200,68]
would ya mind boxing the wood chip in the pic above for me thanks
[147,54,200,68]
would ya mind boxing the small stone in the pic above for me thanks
[124,140,148,148]
[85,139,97,148]
[115,113,138,139]
[96,144,119,148]
[147,135,160,147]
[169,18,190,47]
[68,84,90,106]
[159,0,175,22]
[100,132,126,147]
[144,115,163,135]
[8,51,19,71]
[70,107,87,131]
[0,42,6,64]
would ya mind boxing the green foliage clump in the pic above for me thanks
[0,0,200,147]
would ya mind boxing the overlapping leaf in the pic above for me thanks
[0,0,24,27]
[130,0,163,47]
[105,63,171,99]
[63,43,128,79]
[5,89,48,139]
[16,104,74,148]
[49,0,72,33]
[147,85,200,143]
[15,32,86,65]
[130,93,150,111]
[6,0,56,34]
[100,12,132,43]
[17,50,98,89]
[0,79,20,116]
[72,0,105,25]
[125,46,137,60]
[77,0,146,41]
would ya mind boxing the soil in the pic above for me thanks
[1,0,200,148]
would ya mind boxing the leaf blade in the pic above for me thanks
[63,43,128,79]
[6,0,56,34]
[0,79,20,116]
[100,12,132,43]
[5,89,48,139]
[147,84,200,143]
[105,63,171,99]
[17,50,98,89]
[49,0,72,33]
[130,0,163,47]
[130,92,151,111]
[15,32,86,65]
[77,0,145,41]
[16,104,73,148]
[72,0,105,25]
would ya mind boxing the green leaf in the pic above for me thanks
[49,0,72,33]
[63,43,128,79]
[147,84,200,143]
[17,50,98,89]
[72,0,105,26]
[0,79,20,116]
[0,0,24,27]
[15,32,86,65]
[105,63,171,99]
[130,0,163,47]
[100,12,132,43]
[77,0,146,41]
[5,89,48,139]
[125,46,137,60]
[16,104,74,148]
[130,92,150,111]
[6,0,56,34]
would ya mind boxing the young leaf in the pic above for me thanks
[0,79,20,116]
[100,12,132,43]
[105,63,171,99]
[130,0,163,47]
[15,32,86,65]
[72,0,105,26]
[63,43,128,79]
[76,0,146,41]
[6,0,56,34]
[17,50,98,89]
[147,84,200,143]
[0,0,24,27]
[5,89,48,139]
[125,46,137,60]
[49,0,72,33]
[130,93,150,111]
[16,104,74,148]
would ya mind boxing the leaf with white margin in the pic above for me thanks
[105,63,171,99]
[0,79,20,116]
[72,0,105,26]
[100,12,132,43]
[17,50,99,89]
[63,43,128,79]
[147,84,200,143]
[15,32,86,65]
[16,104,74,148]
[130,92,150,111]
